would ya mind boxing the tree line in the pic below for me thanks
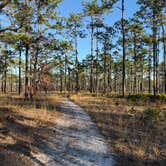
[0,0,165,99]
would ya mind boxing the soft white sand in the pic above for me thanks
[31,98,115,166]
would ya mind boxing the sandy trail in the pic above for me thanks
[31,98,115,166]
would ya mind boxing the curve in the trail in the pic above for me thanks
[32,99,116,166]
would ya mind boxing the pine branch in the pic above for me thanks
[0,24,23,33]
[0,0,11,10]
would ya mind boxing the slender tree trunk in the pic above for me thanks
[34,4,40,82]
[114,72,117,93]
[130,64,133,93]
[4,71,7,94]
[96,26,99,95]
[4,56,7,93]
[107,54,112,93]
[25,43,29,99]
[10,72,13,92]
[24,0,30,99]
[90,16,94,93]
[18,49,22,95]
[140,57,144,93]
[156,29,160,93]
[33,43,39,85]
[64,53,67,92]
[122,0,126,97]
[68,68,71,93]
[152,3,157,96]
[75,32,79,92]
[133,32,137,93]
[1,73,4,92]
[30,55,32,86]
[103,45,107,94]
[60,67,63,93]
[148,46,152,93]
[162,24,166,93]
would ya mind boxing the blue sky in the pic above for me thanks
[58,0,139,60]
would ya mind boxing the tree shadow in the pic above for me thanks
[85,110,166,166]
[1,109,116,165]
[1,97,165,165]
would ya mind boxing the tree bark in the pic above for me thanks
[18,49,22,95]
[10,72,13,92]
[25,43,29,99]
[90,16,94,93]
[96,26,99,95]
[148,46,152,93]
[24,0,30,99]
[122,0,126,97]
[133,32,137,93]
[4,56,7,93]
[162,24,166,93]
[103,44,107,94]
[75,31,79,92]
[152,3,157,96]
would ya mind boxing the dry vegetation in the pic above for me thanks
[71,92,166,165]
[0,92,166,165]
[0,93,63,166]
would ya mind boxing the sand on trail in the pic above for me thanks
[31,98,115,166]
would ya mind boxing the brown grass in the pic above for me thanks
[0,93,63,166]
[71,92,166,165]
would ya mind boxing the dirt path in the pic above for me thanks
[31,98,115,166]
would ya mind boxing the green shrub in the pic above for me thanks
[127,94,146,101]
[155,94,166,100]
[127,93,166,102]
[143,108,164,121]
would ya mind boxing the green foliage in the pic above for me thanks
[127,94,166,101]
[153,94,166,100]
[127,94,146,101]
[143,108,164,121]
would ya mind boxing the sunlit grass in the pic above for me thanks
[71,92,166,163]
[0,93,63,165]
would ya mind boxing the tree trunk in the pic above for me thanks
[4,56,7,93]
[122,0,126,97]
[68,68,71,93]
[152,3,157,96]
[156,29,160,93]
[25,43,29,99]
[10,72,13,92]
[18,49,22,95]
[90,16,94,93]
[133,32,137,93]
[107,54,112,93]
[24,0,30,99]
[75,32,79,92]
[140,57,144,93]
[103,45,107,94]
[1,73,4,92]
[114,72,117,93]
[60,67,63,93]
[96,26,99,95]
[64,53,67,92]
[148,46,152,93]
[162,24,166,93]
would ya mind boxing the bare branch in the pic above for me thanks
[0,24,22,33]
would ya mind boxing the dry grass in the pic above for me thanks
[0,93,63,166]
[71,92,166,165]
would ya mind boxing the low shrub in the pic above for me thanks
[143,108,164,121]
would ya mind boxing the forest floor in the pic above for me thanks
[0,93,62,166]
[0,92,166,166]
[71,92,166,166]
[0,93,116,166]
